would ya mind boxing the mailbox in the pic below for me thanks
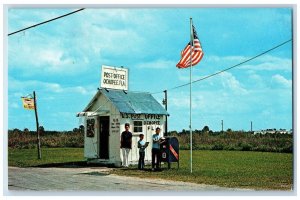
[160,137,179,169]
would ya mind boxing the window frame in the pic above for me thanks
[133,120,143,133]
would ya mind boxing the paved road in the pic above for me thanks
[8,167,252,192]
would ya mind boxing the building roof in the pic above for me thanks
[83,89,168,115]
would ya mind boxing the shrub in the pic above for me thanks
[211,143,224,150]
[240,143,252,151]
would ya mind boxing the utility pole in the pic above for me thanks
[251,121,253,132]
[221,120,224,133]
[33,91,42,159]
[163,90,168,136]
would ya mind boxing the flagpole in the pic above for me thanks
[189,17,193,173]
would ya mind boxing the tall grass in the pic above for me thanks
[8,129,84,149]
[8,129,293,153]
[171,131,293,153]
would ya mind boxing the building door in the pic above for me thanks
[99,116,109,159]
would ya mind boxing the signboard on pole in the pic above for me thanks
[101,65,128,90]
[21,97,35,110]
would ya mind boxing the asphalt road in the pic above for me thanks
[7,166,253,192]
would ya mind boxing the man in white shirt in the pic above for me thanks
[152,127,162,171]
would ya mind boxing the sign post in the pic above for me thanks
[21,92,42,159]
[33,91,42,159]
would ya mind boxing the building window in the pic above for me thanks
[133,121,143,133]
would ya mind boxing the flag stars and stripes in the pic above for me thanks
[176,24,204,68]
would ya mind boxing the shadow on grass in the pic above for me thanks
[117,167,165,173]
[32,161,118,168]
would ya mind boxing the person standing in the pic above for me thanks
[120,123,132,167]
[152,127,162,171]
[137,134,147,170]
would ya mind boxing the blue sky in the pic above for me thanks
[7,7,293,132]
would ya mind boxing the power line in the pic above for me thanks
[8,8,85,36]
[152,39,292,94]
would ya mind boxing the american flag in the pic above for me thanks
[176,25,204,68]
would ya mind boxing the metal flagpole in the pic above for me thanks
[189,17,193,173]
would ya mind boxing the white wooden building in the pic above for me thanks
[77,88,168,167]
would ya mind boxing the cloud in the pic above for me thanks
[219,72,248,95]
[8,36,91,75]
[247,72,266,89]
[271,74,292,88]
[136,59,175,69]
[10,102,20,109]
[205,55,248,63]
[177,70,247,94]
[50,111,74,118]
[203,54,292,74]
[167,83,291,131]
[241,55,292,72]
[168,89,252,115]
[8,9,71,32]
[8,9,151,77]
[8,77,95,95]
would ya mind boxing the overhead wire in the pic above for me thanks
[151,39,292,94]
[8,8,85,36]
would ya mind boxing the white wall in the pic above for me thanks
[119,114,165,165]
[108,106,122,163]
[83,92,167,166]
[84,93,112,159]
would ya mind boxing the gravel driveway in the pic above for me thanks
[7,166,253,193]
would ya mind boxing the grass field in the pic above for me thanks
[112,150,293,190]
[8,148,85,167]
[8,148,293,190]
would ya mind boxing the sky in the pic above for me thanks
[6,7,293,132]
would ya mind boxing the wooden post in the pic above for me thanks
[33,91,42,159]
[163,90,168,136]
[221,120,224,133]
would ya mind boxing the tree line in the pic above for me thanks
[8,126,84,149]
[168,126,292,153]
[8,125,293,153]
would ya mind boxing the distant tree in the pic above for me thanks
[23,128,29,134]
[73,128,79,133]
[79,125,84,134]
[226,128,232,132]
[39,126,45,135]
[168,131,178,136]
[12,128,21,134]
[202,126,210,133]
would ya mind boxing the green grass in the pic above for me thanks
[112,150,293,190]
[8,148,84,167]
[8,148,293,190]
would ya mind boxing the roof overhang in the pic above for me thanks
[76,110,109,117]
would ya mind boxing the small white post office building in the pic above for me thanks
[77,88,168,167]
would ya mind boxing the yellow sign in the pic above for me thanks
[21,97,35,110]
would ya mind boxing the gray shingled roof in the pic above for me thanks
[84,89,168,115]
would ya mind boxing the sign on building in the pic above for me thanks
[101,65,128,90]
